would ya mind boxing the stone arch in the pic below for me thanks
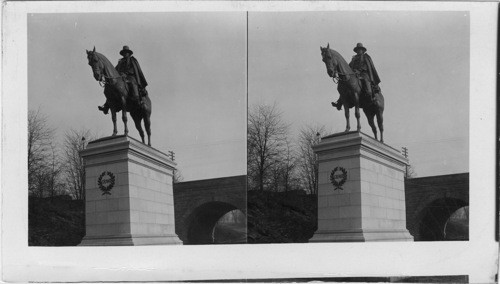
[184,201,241,244]
[414,197,468,241]
[405,173,469,241]
[173,175,247,244]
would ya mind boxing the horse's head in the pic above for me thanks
[86,47,103,81]
[320,43,337,78]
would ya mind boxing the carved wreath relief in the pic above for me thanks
[330,167,347,190]
[98,171,115,195]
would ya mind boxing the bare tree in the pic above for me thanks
[62,128,93,200]
[268,159,283,192]
[296,124,328,195]
[28,109,61,197]
[276,138,298,192]
[248,102,289,191]
[46,143,65,198]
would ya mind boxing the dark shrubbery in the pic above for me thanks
[247,190,317,243]
[28,196,85,246]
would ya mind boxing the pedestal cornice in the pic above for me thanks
[80,135,176,171]
[313,131,408,167]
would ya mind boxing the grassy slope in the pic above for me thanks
[247,190,317,243]
[28,196,85,246]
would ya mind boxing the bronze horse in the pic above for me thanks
[320,43,385,142]
[86,47,152,146]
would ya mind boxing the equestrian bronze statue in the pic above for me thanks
[86,47,153,146]
[320,43,385,142]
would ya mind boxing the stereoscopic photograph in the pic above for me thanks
[247,11,469,243]
[27,12,247,246]
[1,1,497,283]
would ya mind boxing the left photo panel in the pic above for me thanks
[28,12,247,246]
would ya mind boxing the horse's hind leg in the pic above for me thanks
[144,114,151,146]
[364,109,378,140]
[132,113,145,143]
[376,111,384,143]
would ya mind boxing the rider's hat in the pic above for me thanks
[353,43,367,53]
[120,46,133,56]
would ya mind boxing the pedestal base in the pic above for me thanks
[79,234,182,246]
[310,229,414,242]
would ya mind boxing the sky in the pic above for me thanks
[28,11,469,180]
[248,11,469,177]
[28,13,247,181]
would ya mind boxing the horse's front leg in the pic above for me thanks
[344,105,350,132]
[111,109,118,136]
[132,114,145,144]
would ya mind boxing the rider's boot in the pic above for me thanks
[370,90,376,102]
[132,95,141,107]
[98,104,109,115]
[135,91,144,107]
[131,84,144,108]
[331,99,342,110]
[138,88,147,107]
[363,81,375,103]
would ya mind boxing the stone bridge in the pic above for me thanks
[172,173,468,243]
[173,175,246,244]
[405,173,469,241]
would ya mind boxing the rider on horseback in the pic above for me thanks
[331,43,381,110]
[98,46,148,114]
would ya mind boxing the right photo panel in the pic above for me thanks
[247,11,469,243]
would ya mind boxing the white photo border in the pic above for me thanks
[1,1,497,283]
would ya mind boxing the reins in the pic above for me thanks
[325,49,353,85]
[332,71,352,84]
[98,74,123,88]
[332,75,340,84]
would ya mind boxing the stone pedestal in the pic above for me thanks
[310,132,413,242]
[78,135,182,246]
